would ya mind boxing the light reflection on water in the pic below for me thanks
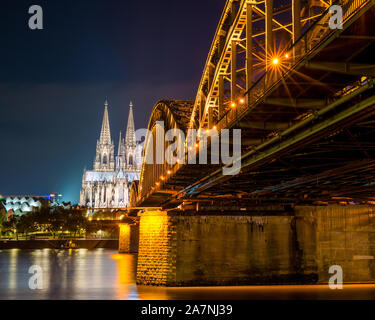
[0,248,139,300]
[1,248,375,300]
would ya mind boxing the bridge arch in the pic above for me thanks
[129,180,138,207]
[131,100,193,207]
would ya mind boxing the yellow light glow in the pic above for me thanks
[167,170,171,175]
[285,53,289,58]
[272,58,279,65]
[231,102,236,108]
[156,182,160,186]
[240,98,245,104]
[213,126,217,130]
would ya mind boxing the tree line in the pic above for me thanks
[1,206,87,239]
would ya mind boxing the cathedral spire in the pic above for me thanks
[117,131,122,156]
[125,101,136,147]
[99,100,111,144]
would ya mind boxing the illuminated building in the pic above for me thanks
[80,101,142,209]
[0,195,61,218]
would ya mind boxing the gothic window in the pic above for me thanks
[129,155,133,165]
[119,186,123,202]
[103,154,108,164]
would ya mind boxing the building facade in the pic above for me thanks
[80,101,142,209]
[0,194,64,218]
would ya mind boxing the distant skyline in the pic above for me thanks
[0,0,224,203]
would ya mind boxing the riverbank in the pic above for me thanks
[0,239,118,249]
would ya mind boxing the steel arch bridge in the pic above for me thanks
[131,0,375,210]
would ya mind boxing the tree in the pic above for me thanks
[16,213,37,236]
[64,209,87,237]
[0,211,6,230]
[3,216,19,240]
[49,207,65,239]
[33,205,51,232]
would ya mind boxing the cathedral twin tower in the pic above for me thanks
[80,101,142,209]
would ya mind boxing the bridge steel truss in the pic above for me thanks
[189,0,333,132]
[133,0,375,210]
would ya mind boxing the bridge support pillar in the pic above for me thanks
[136,205,375,286]
[136,209,313,286]
[118,223,139,253]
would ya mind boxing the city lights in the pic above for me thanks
[1,0,372,303]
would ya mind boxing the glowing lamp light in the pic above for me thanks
[285,53,289,58]
[231,102,236,108]
[240,98,245,104]
[167,170,171,175]
[272,58,279,65]
[213,126,217,130]
[160,176,165,181]
[156,182,160,186]
[195,143,199,148]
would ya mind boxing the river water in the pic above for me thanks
[1,248,375,300]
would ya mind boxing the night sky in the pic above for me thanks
[0,0,224,203]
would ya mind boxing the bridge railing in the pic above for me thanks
[216,0,370,131]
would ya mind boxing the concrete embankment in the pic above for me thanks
[0,239,118,250]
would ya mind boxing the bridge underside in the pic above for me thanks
[138,4,375,210]
[127,1,375,287]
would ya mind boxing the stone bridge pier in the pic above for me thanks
[118,221,139,254]
[119,205,375,286]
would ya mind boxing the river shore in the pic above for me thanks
[0,239,118,249]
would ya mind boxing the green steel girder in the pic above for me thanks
[177,80,375,198]
[306,62,375,76]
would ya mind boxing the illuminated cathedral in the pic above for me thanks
[80,101,142,209]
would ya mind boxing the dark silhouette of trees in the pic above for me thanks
[1,205,88,239]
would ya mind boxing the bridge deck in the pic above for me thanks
[135,0,375,209]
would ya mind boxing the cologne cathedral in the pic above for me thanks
[80,101,142,209]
